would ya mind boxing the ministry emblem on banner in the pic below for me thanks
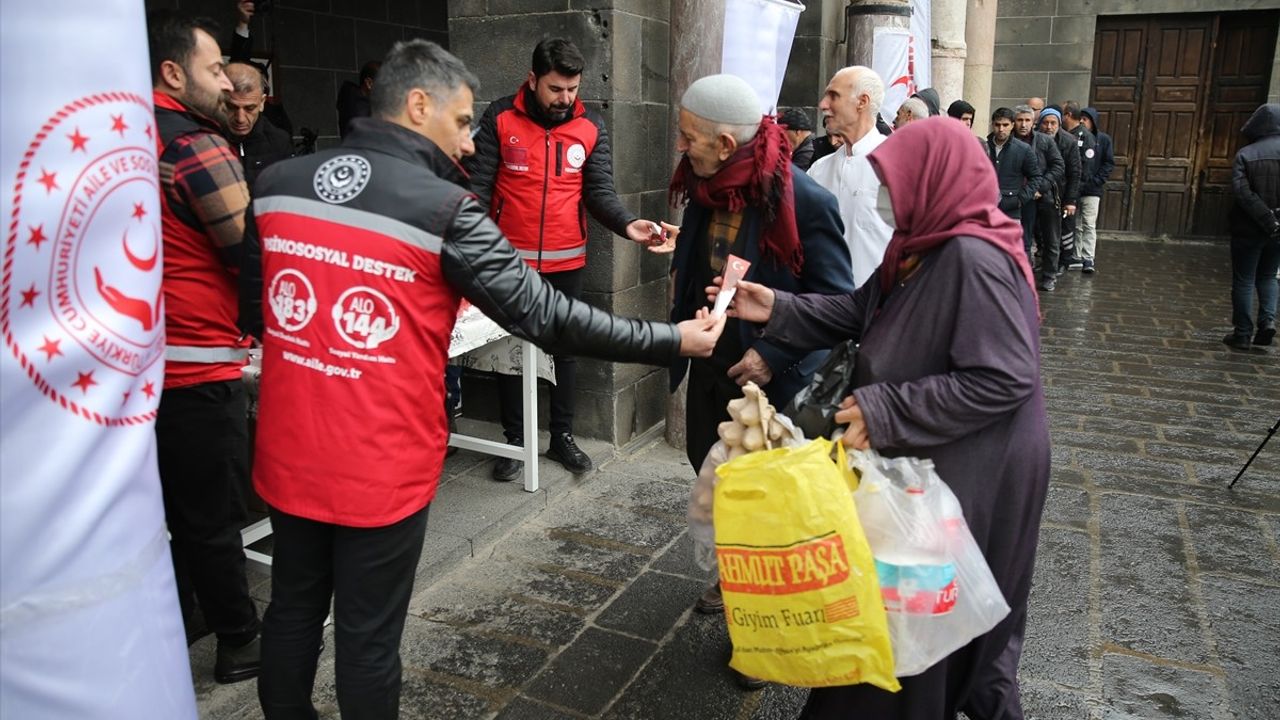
[3,92,164,425]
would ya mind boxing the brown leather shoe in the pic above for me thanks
[693,583,724,614]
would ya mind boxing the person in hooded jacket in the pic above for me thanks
[912,87,941,117]
[1224,103,1280,350]
[1078,107,1114,274]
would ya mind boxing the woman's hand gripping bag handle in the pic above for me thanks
[713,437,899,691]
[848,449,1011,677]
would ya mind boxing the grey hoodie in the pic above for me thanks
[1231,103,1280,236]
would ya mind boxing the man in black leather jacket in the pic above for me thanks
[238,39,725,720]
[1225,103,1280,349]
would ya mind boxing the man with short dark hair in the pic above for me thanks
[948,99,976,129]
[987,107,1041,219]
[147,8,260,684]
[336,60,379,138]
[224,61,293,187]
[467,38,667,480]
[243,39,725,717]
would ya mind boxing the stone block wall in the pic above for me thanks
[777,1,849,132]
[992,0,1280,111]
[144,0,448,150]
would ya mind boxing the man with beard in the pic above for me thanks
[1013,104,1064,288]
[148,10,260,683]
[467,38,666,481]
[224,61,293,188]
[1059,102,1097,270]
[1038,108,1082,282]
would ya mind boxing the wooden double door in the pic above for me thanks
[1090,11,1277,237]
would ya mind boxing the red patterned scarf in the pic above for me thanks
[669,117,802,274]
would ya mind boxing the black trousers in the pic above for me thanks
[258,504,430,720]
[499,267,582,440]
[684,358,744,471]
[1023,197,1060,280]
[155,379,259,644]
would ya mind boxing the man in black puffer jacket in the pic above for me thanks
[1078,107,1115,274]
[1224,103,1280,350]
[1038,108,1082,284]
[1014,104,1065,285]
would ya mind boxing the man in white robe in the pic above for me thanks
[808,66,894,288]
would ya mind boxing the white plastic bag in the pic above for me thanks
[849,449,1011,677]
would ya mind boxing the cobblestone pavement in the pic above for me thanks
[196,237,1279,719]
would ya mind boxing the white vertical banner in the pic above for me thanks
[911,0,932,93]
[0,1,197,718]
[721,0,806,115]
[873,28,915,125]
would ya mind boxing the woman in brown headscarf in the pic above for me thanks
[719,117,1051,719]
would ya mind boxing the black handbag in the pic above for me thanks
[782,339,857,440]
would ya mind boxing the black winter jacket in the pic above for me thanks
[232,117,294,190]
[240,118,680,362]
[1230,103,1280,238]
[1068,122,1099,193]
[986,135,1042,217]
[1014,129,1064,202]
[1049,128,1082,205]
[1080,107,1115,198]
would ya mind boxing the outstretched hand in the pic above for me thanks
[676,307,726,357]
[625,219,678,254]
[704,278,775,323]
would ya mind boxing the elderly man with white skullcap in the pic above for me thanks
[667,74,855,644]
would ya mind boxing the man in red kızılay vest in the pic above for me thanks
[466,38,668,481]
[240,39,725,718]
[148,10,261,684]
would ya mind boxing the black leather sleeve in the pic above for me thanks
[441,198,681,365]
[465,103,502,211]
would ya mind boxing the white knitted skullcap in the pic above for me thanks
[681,74,763,125]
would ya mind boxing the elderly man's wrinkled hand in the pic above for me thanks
[727,348,772,387]
[834,394,871,450]
[677,307,726,358]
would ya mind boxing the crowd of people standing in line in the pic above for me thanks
[142,1,1275,717]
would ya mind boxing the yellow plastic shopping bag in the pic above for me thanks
[714,438,899,691]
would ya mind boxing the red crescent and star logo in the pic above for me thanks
[2,92,165,425]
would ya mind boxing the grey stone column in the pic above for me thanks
[963,0,999,127]
[664,0,725,451]
[930,0,968,115]
[845,0,912,69]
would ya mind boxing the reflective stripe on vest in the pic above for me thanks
[518,246,586,261]
[165,346,249,363]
